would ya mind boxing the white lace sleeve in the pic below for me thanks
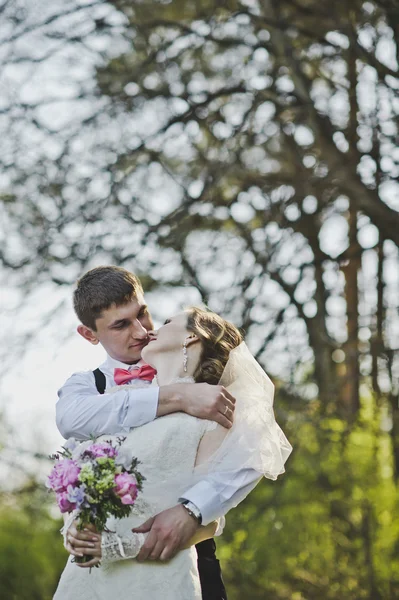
[101,531,146,564]
[60,511,78,550]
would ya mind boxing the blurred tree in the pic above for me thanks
[1,0,397,422]
[95,0,399,423]
[1,2,399,597]
[0,481,66,599]
[218,394,399,599]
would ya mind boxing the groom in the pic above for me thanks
[57,266,261,600]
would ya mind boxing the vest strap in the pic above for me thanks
[93,368,106,394]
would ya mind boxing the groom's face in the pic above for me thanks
[83,294,154,364]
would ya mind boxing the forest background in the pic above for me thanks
[0,0,398,598]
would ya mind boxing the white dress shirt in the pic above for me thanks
[56,355,261,525]
[56,355,158,440]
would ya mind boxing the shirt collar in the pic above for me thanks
[100,354,145,373]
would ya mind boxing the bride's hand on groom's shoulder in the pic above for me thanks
[178,383,236,429]
[132,504,199,562]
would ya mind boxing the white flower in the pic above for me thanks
[63,437,78,452]
[71,439,92,461]
[115,446,134,471]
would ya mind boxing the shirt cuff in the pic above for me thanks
[181,469,262,526]
[179,481,220,526]
[123,386,159,428]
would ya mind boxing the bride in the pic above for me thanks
[53,307,291,599]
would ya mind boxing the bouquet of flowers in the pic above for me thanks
[47,437,144,563]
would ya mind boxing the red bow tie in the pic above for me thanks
[114,364,157,385]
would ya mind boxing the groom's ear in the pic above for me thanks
[77,324,100,345]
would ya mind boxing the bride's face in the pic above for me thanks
[141,312,192,364]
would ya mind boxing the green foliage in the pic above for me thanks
[1,399,398,599]
[218,394,399,599]
[0,484,66,600]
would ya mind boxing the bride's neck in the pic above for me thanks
[154,352,197,386]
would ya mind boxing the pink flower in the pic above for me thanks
[56,491,76,513]
[86,442,118,459]
[47,460,81,492]
[114,472,138,505]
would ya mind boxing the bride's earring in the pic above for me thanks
[183,340,188,373]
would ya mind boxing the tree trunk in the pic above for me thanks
[340,205,361,418]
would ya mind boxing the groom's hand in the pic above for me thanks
[133,504,199,562]
[158,383,236,428]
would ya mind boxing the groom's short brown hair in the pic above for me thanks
[73,266,144,330]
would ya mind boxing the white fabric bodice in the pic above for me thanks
[54,405,215,600]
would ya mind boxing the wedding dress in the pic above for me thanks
[54,377,214,600]
[54,343,292,599]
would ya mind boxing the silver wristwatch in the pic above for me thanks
[181,500,202,525]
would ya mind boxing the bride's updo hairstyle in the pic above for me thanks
[186,307,243,385]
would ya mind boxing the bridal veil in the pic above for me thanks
[193,341,292,483]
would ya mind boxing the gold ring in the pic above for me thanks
[223,405,229,415]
